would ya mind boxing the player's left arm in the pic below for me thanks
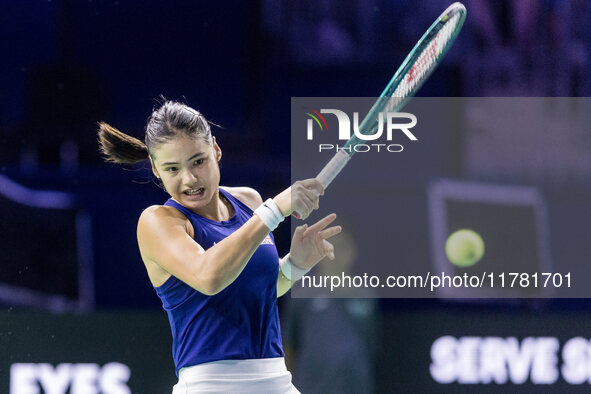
[225,186,341,298]
[223,186,292,297]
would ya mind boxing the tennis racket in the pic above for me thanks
[308,2,467,197]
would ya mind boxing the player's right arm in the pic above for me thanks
[137,179,324,296]
[138,205,272,295]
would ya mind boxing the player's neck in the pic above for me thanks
[197,190,234,222]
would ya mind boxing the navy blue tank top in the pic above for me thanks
[154,188,284,374]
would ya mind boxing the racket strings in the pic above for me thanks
[346,5,465,142]
[386,12,462,112]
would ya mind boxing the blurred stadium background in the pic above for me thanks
[2,0,591,393]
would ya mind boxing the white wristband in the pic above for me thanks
[280,254,310,282]
[254,198,285,231]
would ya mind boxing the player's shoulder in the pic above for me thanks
[139,204,186,222]
[138,204,196,240]
[138,204,191,234]
[222,186,263,211]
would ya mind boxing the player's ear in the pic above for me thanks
[149,155,160,179]
[212,137,222,162]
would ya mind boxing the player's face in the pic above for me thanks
[150,134,222,212]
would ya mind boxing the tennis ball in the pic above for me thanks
[445,229,485,267]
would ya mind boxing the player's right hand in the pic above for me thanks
[273,179,324,220]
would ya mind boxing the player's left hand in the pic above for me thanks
[289,213,341,270]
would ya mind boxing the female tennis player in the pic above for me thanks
[98,100,340,393]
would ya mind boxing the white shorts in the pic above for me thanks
[171,357,300,394]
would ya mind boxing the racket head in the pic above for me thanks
[344,2,467,151]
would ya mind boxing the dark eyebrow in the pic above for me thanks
[161,152,205,166]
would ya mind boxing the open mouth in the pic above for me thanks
[183,187,205,198]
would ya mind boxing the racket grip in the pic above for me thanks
[293,150,351,219]
[316,149,351,188]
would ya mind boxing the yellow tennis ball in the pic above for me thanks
[445,229,485,267]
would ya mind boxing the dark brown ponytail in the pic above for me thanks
[97,122,149,164]
[98,100,213,165]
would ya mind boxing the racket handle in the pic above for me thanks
[316,149,351,188]
[293,150,351,219]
